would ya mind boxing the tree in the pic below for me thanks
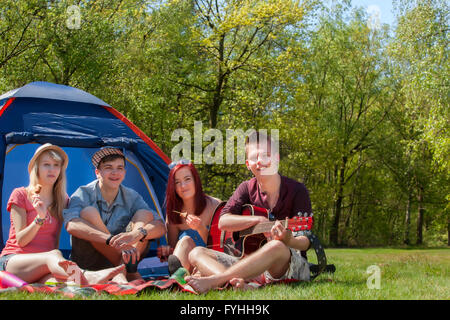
[281,3,398,246]
[140,0,313,129]
[391,0,449,244]
[3,0,133,91]
[0,1,46,91]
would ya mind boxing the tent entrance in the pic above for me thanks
[1,143,165,258]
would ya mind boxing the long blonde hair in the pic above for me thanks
[27,150,67,222]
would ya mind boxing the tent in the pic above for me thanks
[0,82,171,269]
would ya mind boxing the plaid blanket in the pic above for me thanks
[0,277,303,297]
[0,277,197,298]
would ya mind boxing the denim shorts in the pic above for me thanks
[0,254,16,272]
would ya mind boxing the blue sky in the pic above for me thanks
[352,0,396,26]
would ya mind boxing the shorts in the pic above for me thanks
[0,254,16,272]
[262,248,310,282]
[213,247,310,282]
[178,229,206,247]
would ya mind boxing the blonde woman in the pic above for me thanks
[0,143,125,285]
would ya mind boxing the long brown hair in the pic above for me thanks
[27,150,67,222]
[165,163,207,225]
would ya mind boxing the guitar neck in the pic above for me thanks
[239,220,286,237]
[239,216,312,237]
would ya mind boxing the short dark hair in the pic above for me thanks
[97,154,126,168]
[245,131,276,158]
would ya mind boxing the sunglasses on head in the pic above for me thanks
[168,159,191,170]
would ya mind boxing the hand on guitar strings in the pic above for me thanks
[270,220,292,244]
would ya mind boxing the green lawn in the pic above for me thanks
[1,248,449,300]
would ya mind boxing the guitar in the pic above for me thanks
[207,202,314,259]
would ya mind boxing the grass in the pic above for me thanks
[1,248,449,300]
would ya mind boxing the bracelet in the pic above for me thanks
[138,227,148,242]
[34,217,45,226]
[106,234,114,246]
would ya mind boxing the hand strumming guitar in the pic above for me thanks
[271,220,293,245]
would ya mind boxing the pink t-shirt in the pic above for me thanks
[0,187,62,257]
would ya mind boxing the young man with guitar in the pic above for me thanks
[185,131,313,293]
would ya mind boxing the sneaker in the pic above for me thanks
[168,255,183,276]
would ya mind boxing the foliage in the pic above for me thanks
[0,0,448,247]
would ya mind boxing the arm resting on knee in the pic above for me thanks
[66,218,110,243]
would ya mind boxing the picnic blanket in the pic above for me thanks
[0,276,197,298]
[0,258,312,297]
[0,276,303,298]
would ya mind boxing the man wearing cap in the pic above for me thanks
[63,147,166,280]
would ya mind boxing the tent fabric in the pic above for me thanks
[0,81,111,107]
[2,144,166,259]
[0,82,170,258]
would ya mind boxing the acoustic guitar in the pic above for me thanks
[207,202,314,259]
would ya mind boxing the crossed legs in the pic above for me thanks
[79,206,122,265]
[186,240,291,293]
[78,206,150,281]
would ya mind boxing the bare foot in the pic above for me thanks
[57,260,89,285]
[83,265,126,285]
[229,277,259,291]
[111,270,128,284]
[185,275,222,294]
[58,261,126,285]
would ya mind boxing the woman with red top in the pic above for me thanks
[0,143,125,285]
[157,160,220,275]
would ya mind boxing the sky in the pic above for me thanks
[324,0,397,29]
[352,0,396,27]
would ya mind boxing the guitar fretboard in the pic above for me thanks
[239,221,285,236]
[239,217,312,237]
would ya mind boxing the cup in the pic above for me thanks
[0,271,28,288]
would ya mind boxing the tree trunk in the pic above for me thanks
[416,186,424,245]
[331,193,343,247]
[209,34,226,129]
[330,156,347,246]
[404,193,411,245]
[447,218,449,246]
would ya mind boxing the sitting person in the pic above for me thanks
[0,143,125,285]
[157,159,221,275]
[185,131,312,293]
[63,147,166,281]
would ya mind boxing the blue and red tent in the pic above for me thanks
[0,81,170,265]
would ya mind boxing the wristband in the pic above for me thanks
[138,227,148,242]
[106,234,114,246]
[34,217,45,226]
